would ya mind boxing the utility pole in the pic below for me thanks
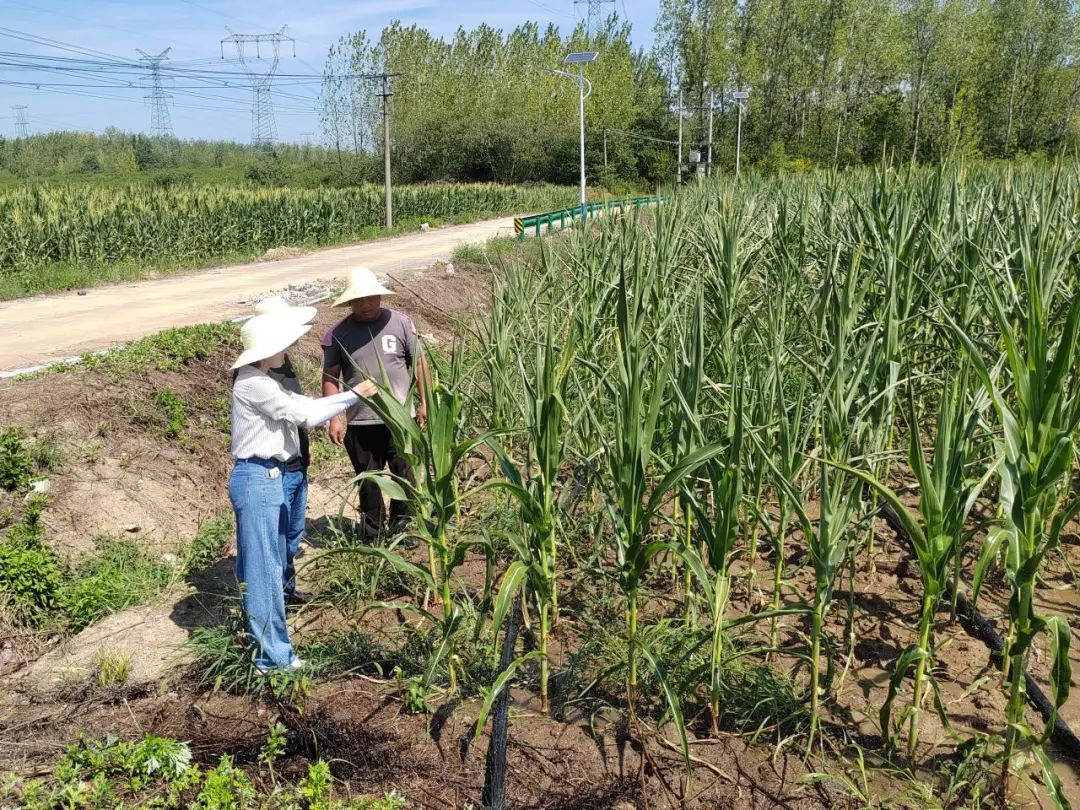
[677,89,683,185]
[574,0,616,36]
[378,73,393,229]
[733,89,749,178]
[706,87,714,177]
[137,48,174,139]
[11,105,29,138]
[221,26,295,148]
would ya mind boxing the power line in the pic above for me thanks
[605,126,679,145]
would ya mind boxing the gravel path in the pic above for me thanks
[0,216,516,374]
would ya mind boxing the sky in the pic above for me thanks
[0,0,660,144]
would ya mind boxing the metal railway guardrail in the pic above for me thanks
[514,194,667,240]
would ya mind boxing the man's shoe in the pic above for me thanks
[387,515,411,535]
[285,590,311,607]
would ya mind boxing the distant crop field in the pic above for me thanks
[0,181,579,298]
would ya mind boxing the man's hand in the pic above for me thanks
[417,401,428,431]
[328,416,346,447]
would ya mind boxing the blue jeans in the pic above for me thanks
[282,469,308,596]
[229,458,292,670]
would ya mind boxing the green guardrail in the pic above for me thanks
[514,195,667,241]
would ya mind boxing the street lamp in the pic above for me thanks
[732,89,749,178]
[545,51,597,223]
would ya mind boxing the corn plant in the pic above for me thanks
[581,216,722,749]
[493,308,577,713]
[361,350,502,693]
[950,185,1080,804]
[679,384,744,736]
[827,366,994,760]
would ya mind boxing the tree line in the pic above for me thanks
[324,3,1080,185]
[658,0,1080,167]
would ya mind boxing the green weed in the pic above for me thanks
[154,388,189,439]
[182,513,233,575]
[192,755,255,810]
[22,322,240,380]
[56,732,194,788]
[0,497,65,626]
[0,428,34,491]
[29,434,67,473]
[64,536,176,632]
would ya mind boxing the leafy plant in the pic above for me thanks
[192,755,255,810]
[0,428,34,491]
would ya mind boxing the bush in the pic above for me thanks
[0,428,34,491]
[244,159,293,187]
[0,497,65,626]
[151,169,195,189]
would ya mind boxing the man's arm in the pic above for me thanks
[415,353,432,430]
[322,362,346,446]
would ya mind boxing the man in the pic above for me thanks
[322,266,429,541]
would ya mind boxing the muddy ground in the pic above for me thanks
[1,259,1079,808]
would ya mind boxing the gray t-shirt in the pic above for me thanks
[322,310,420,425]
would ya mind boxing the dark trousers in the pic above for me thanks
[343,424,413,538]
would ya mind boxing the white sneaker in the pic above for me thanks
[254,656,305,675]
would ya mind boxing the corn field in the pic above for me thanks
[0,182,578,279]
[356,163,1080,807]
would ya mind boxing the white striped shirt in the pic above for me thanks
[231,366,358,462]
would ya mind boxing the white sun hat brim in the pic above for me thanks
[333,268,395,308]
[231,318,313,370]
[253,295,317,325]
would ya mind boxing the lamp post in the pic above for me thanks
[545,51,597,223]
[732,89,749,178]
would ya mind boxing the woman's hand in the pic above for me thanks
[352,379,378,398]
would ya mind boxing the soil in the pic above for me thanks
[0,261,492,560]
[2,257,1080,808]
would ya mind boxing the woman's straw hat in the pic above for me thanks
[231,314,312,370]
[333,266,394,308]
[254,295,317,325]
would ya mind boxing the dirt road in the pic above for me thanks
[0,216,516,373]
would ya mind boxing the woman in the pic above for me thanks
[229,312,376,673]
[252,296,318,606]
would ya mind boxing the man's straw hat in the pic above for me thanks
[231,314,312,370]
[254,295,317,325]
[333,266,394,308]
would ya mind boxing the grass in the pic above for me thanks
[96,649,131,687]
[18,322,239,380]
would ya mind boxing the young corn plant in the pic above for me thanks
[950,188,1080,805]
[679,383,744,736]
[582,218,722,756]
[827,367,994,761]
[494,309,577,714]
[360,350,502,693]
